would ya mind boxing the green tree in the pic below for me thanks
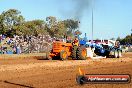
[22,20,47,36]
[63,19,79,34]
[0,14,5,34]
[0,9,80,38]
[116,37,122,41]
[0,9,25,37]
[46,16,68,38]
[117,35,132,45]
[125,35,132,44]
[46,16,57,37]
[54,21,66,38]
[46,16,57,28]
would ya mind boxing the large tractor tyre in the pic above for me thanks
[114,50,118,58]
[77,46,87,60]
[60,51,68,61]
[71,46,78,60]
[117,50,122,58]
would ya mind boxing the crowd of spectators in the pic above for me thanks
[0,34,56,54]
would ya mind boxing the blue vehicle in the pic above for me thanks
[92,42,122,58]
[74,32,122,58]
[76,33,88,46]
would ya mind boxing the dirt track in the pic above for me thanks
[0,53,132,88]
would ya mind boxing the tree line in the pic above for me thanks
[117,34,132,45]
[1,9,131,45]
[0,9,80,38]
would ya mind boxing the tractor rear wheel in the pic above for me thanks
[71,46,78,60]
[60,50,68,60]
[77,46,87,60]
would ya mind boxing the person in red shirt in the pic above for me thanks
[72,36,79,46]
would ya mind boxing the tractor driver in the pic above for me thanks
[72,36,79,46]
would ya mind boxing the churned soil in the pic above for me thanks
[0,52,131,88]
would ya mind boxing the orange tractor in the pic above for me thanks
[47,39,87,60]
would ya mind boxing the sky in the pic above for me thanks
[0,0,132,40]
